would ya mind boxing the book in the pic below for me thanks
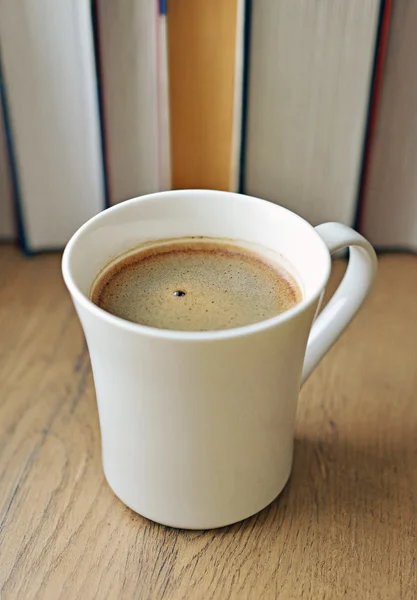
[0,0,105,252]
[243,0,381,226]
[360,1,417,251]
[157,0,171,192]
[96,0,166,205]
[0,84,15,241]
[168,0,245,191]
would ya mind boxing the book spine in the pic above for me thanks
[356,0,393,230]
[91,0,111,209]
[159,0,167,15]
[238,0,252,194]
[230,0,245,192]
[0,56,28,253]
[157,0,171,190]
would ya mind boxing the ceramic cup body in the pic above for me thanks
[62,190,377,529]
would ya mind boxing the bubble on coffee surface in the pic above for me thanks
[91,239,302,331]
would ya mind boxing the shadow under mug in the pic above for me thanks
[62,190,377,529]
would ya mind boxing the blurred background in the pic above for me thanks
[0,0,414,252]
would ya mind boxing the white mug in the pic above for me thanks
[62,190,377,529]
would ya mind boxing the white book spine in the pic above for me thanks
[96,0,160,206]
[362,1,417,250]
[0,0,105,250]
[230,0,245,193]
[157,3,171,191]
[245,0,380,226]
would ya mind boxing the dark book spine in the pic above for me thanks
[0,53,28,253]
[238,0,251,194]
[91,0,110,210]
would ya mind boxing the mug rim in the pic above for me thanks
[62,190,332,341]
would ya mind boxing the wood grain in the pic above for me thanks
[168,0,239,191]
[0,245,416,599]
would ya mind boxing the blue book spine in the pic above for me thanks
[159,0,167,16]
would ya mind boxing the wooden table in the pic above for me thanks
[0,245,416,599]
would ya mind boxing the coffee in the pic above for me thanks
[90,238,302,331]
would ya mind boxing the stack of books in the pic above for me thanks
[1,1,414,253]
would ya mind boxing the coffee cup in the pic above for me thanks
[62,190,377,529]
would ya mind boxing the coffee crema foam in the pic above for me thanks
[90,238,302,332]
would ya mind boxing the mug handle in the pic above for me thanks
[302,222,378,384]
